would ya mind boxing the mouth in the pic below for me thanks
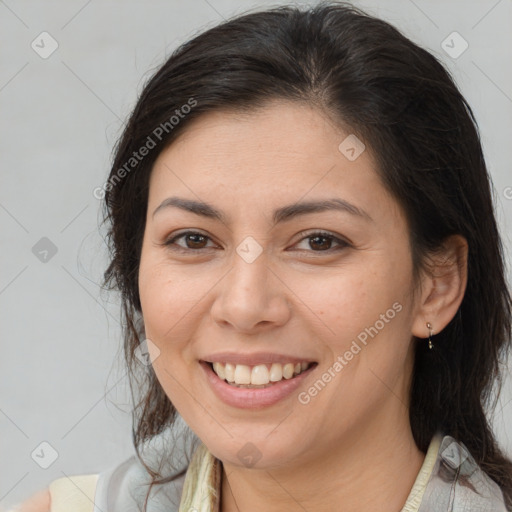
[199,357,318,409]
[204,360,317,388]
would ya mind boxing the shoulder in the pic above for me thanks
[12,474,99,512]
[11,488,50,512]
[15,423,200,512]
[421,434,509,511]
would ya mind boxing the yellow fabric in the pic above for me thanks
[27,434,440,512]
[48,474,98,512]
[179,434,444,512]
[179,443,222,512]
[400,432,443,512]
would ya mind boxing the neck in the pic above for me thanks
[220,415,426,512]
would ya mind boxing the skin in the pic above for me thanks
[137,100,468,511]
[15,489,50,512]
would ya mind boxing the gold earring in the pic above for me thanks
[426,322,434,350]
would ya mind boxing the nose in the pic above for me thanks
[210,251,291,333]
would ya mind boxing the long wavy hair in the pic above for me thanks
[100,2,512,509]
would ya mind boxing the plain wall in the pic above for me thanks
[1,0,511,509]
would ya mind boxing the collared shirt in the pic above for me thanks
[179,438,440,511]
[15,423,507,512]
[177,431,506,511]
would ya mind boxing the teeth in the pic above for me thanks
[251,364,270,385]
[210,361,312,385]
[213,362,225,380]
[283,363,294,379]
[234,364,251,384]
[269,363,282,382]
[224,363,235,383]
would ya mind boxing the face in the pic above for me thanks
[138,100,421,471]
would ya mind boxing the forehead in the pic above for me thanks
[166,101,349,167]
[148,101,399,223]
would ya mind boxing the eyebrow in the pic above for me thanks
[152,196,373,224]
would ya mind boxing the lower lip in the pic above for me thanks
[200,361,317,409]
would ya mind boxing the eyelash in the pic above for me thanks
[162,230,350,254]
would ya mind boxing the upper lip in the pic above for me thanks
[201,352,318,366]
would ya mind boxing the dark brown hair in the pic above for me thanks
[101,2,512,508]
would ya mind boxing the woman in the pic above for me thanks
[14,2,512,511]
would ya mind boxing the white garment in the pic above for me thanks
[9,416,508,511]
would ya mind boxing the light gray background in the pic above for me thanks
[1,0,511,509]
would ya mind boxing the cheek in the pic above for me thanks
[138,253,223,370]
[292,248,414,402]
[138,258,192,350]
[294,267,413,425]
[138,259,204,410]
[139,263,173,333]
[294,265,406,343]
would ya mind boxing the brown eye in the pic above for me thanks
[164,231,215,251]
[182,233,208,249]
[162,230,349,254]
[293,231,350,252]
[309,234,334,251]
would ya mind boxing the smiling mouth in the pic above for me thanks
[204,361,317,388]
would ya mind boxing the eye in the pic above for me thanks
[163,231,217,251]
[162,230,349,253]
[291,230,350,252]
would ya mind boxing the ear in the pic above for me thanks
[411,234,468,339]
